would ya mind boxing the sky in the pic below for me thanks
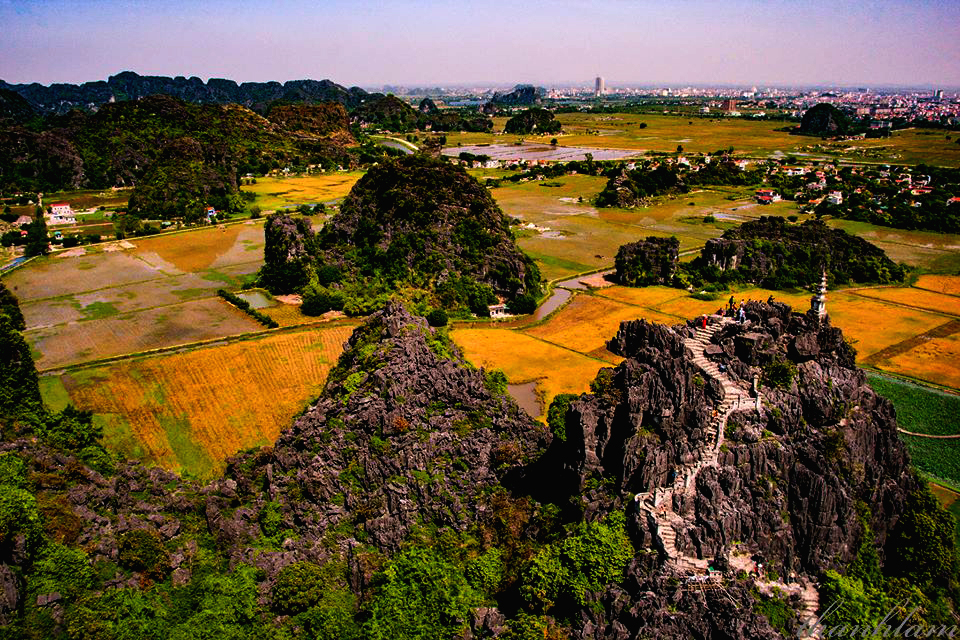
[1,0,958,88]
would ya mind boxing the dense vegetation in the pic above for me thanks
[504,108,561,135]
[687,217,906,290]
[0,94,355,201]
[259,155,542,316]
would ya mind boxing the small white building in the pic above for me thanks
[826,191,843,205]
[46,202,76,225]
[488,303,510,318]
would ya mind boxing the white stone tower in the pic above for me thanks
[810,270,828,319]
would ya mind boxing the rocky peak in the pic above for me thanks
[209,301,550,564]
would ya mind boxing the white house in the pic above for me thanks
[46,202,76,225]
[826,191,843,205]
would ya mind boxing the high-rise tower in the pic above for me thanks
[595,76,605,97]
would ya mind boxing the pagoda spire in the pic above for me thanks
[810,269,828,319]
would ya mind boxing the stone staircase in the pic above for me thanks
[636,316,749,573]
[637,316,822,632]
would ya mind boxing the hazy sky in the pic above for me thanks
[1,0,958,88]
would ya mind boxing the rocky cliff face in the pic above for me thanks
[548,299,916,637]
[0,72,373,115]
[207,301,550,569]
[0,285,933,637]
[613,236,680,286]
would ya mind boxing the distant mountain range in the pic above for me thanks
[0,71,378,117]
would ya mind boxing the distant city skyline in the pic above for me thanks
[1,0,958,88]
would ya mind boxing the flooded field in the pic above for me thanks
[443,143,643,163]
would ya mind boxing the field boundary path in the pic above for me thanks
[633,316,821,630]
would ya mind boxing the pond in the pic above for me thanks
[507,381,542,418]
[235,290,275,309]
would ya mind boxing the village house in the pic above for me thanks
[826,191,843,205]
[755,189,781,204]
[488,303,510,319]
[46,202,76,225]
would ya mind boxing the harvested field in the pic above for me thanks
[44,325,354,478]
[851,287,960,317]
[451,328,612,419]
[525,293,675,358]
[132,223,264,273]
[27,298,262,370]
[882,332,960,390]
[914,275,960,297]
[3,251,163,301]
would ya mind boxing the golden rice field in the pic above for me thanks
[451,278,960,421]
[42,325,354,478]
[450,328,614,420]
[825,294,949,360]
[883,333,960,390]
[242,172,365,210]
[525,293,676,360]
[914,275,960,297]
[851,287,960,317]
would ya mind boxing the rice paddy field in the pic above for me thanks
[492,176,801,281]
[444,113,960,167]
[40,325,355,478]
[241,171,365,211]
[5,222,267,370]
[449,276,960,421]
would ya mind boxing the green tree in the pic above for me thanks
[546,393,578,442]
[363,547,482,640]
[24,209,49,257]
[523,512,634,611]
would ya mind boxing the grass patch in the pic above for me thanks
[899,435,960,490]
[80,301,119,320]
[866,372,960,436]
[38,376,72,411]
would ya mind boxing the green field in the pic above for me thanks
[491,177,800,281]
[866,372,960,436]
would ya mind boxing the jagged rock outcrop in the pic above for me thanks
[489,85,544,107]
[210,301,550,566]
[595,165,687,209]
[418,97,439,114]
[613,236,680,286]
[548,299,916,637]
